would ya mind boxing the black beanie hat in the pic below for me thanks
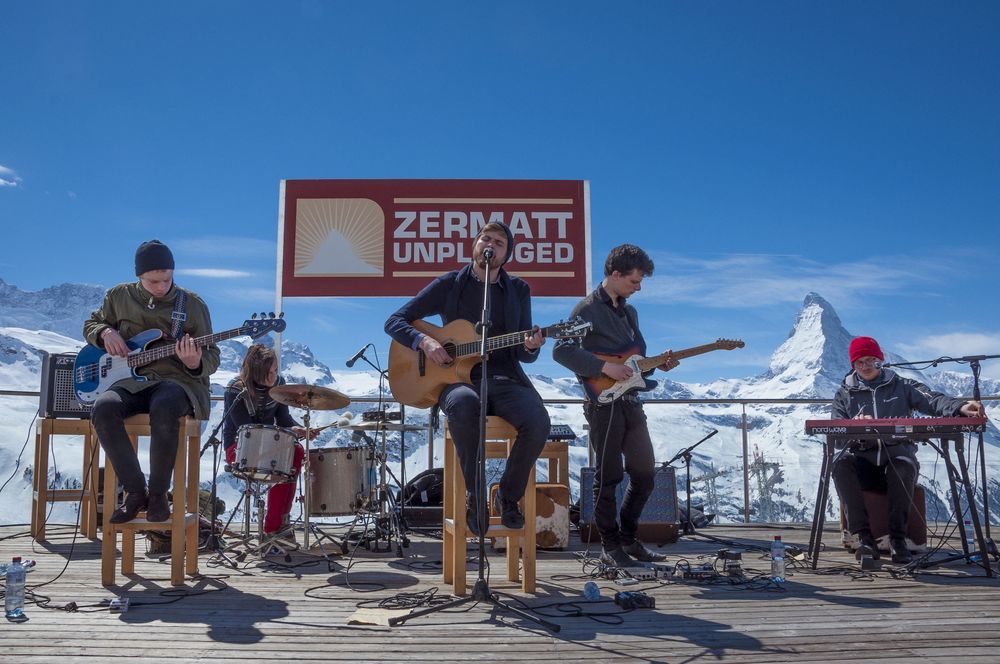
[134,240,175,276]
[477,221,516,264]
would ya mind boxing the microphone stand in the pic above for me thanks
[200,388,246,569]
[391,249,558,633]
[884,353,999,570]
[665,430,718,535]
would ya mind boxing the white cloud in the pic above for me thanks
[177,268,253,279]
[0,164,21,188]
[640,252,947,309]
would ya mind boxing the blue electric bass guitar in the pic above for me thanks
[73,313,286,403]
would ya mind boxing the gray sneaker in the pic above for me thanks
[599,546,636,568]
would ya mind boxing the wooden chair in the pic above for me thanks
[443,416,536,595]
[100,415,201,586]
[32,418,100,541]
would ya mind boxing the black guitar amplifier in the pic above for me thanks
[579,466,679,544]
[39,351,91,419]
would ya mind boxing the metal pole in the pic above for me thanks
[741,404,750,524]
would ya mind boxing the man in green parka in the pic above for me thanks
[84,240,220,523]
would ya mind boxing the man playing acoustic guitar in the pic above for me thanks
[384,222,549,536]
[554,244,676,567]
[84,240,220,523]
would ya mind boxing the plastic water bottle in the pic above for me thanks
[5,556,25,619]
[964,519,981,562]
[770,536,786,583]
[583,581,601,601]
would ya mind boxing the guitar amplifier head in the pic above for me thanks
[39,351,91,419]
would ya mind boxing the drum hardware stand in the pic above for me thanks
[391,247,559,633]
[342,428,410,556]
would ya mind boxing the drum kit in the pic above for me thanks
[223,382,421,562]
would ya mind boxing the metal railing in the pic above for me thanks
[5,388,995,524]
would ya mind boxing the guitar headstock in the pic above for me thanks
[715,338,745,350]
[244,312,287,339]
[548,317,592,340]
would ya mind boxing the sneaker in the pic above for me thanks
[856,530,880,560]
[622,539,666,562]
[890,537,912,564]
[599,546,636,568]
[146,492,171,522]
[465,494,485,537]
[110,491,148,524]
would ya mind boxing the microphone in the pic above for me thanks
[483,247,494,260]
[345,343,371,368]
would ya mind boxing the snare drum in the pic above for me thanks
[308,446,373,516]
[233,424,297,481]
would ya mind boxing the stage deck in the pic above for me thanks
[4,522,999,662]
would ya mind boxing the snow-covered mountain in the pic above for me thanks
[1,281,997,528]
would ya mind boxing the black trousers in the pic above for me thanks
[90,382,193,495]
[831,442,919,540]
[585,398,655,549]
[439,375,549,502]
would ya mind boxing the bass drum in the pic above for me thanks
[307,446,373,516]
[232,424,297,482]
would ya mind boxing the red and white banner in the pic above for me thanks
[277,179,591,297]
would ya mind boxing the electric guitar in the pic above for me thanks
[388,317,592,408]
[73,314,286,403]
[581,338,745,404]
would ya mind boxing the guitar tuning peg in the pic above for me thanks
[269,312,275,318]
[251,313,258,319]
[278,312,284,318]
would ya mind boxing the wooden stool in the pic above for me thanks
[539,440,570,487]
[101,415,201,586]
[31,418,100,541]
[443,416,536,595]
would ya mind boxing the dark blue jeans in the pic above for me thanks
[440,375,549,502]
[585,398,655,548]
[90,382,193,494]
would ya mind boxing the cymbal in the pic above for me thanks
[269,384,350,410]
[343,421,428,433]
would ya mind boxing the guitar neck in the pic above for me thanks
[450,326,553,360]
[635,342,728,372]
[128,328,241,368]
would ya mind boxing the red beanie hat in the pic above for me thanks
[849,336,884,364]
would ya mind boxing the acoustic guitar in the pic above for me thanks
[581,338,745,404]
[388,317,591,408]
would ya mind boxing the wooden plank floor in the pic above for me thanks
[4,521,999,662]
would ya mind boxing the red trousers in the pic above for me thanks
[226,442,304,534]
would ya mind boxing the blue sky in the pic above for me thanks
[2,2,998,382]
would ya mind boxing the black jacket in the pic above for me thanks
[831,368,967,428]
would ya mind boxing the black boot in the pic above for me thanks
[465,493,484,537]
[110,490,148,524]
[856,529,880,560]
[890,537,912,564]
[146,492,171,522]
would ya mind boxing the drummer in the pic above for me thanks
[223,344,315,538]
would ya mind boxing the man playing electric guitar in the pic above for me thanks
[384,221,549,536]
[84,240,220,523]
[553,244,676,568]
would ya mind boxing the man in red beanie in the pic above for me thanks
[831,336,984,564]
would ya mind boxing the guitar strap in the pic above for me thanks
[169,289,188,340]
